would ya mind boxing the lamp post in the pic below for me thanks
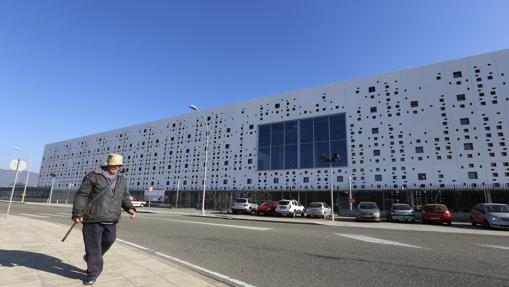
[348,175,353,210]
[320,153,340,221]
[13,147,31,204]
[189,104,210,216]
[6,158,25,217]
[48,173,56,204]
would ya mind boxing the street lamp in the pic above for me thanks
[320,153,340,221]
[189,104,210,216]
[13,147,32,204]
[48,173,56,204]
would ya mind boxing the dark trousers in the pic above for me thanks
[82,223,117,277]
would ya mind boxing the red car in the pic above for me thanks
[421,204,452,225]
[256,201,278,216]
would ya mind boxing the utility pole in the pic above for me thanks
[320,153,340,221]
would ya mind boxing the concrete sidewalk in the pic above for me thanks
[0,215,227,287]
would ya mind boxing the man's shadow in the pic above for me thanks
[0,249,85,280]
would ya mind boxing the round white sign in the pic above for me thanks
[10,159,27,172]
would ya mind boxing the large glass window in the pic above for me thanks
[314,116,329,142]
[258,113,347,170]
[285,121,298,145]
[271,146,284,170]
[285,145,298,169]
[300,119,313,143]
[259,125,271,147]
[271,123,284,146]
[300,143,314,168]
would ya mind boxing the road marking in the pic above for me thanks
[39,213,69,218]
[155,251,257,287]
[18,213,48,218]
[478,244,509,251]
[334,233,429,249]
[116,239,152,251]
[115,238,256,287]
[154,218,272,231]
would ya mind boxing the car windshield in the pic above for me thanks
[359,203,377,209]
[308,203,323,208]
[424,205,446,212]
[235,199,247,203]
[486,205,509,213]
[279,201,290,205]
[261,201,273,206]
[393,204,412,211]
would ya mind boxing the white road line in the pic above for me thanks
[155,218,272,231]
[334,233,429,249]
[18,213,48,218]
[155,251,256,287]
[115,238,256,287]
[39,213,69,218]
[478,244,509,251]
[116,239,152,251]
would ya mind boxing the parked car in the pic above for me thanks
[231,198,258,214]
[386,203,415,223]
[256,200,278,216]
[421,204,452,225]
[306,202,332,219]
[129,195,146,207]
[275,199,305,217]
[470,203,509,229]
[355,201,380,222]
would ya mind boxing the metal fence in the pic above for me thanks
[2,186,508,212]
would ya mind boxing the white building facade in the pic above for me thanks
[39,49,509,191]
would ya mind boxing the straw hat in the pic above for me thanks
[103,153,124,166]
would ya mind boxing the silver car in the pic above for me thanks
[356,201,380,222]
[306,202,332,218]
[387,203,415,223]
[470,203,509,229]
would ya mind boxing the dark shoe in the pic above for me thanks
[83,276,96,285]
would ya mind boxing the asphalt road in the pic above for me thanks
[2,202,509,287]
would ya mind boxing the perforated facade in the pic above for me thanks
[38,49,509,191]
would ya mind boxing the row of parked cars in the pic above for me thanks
[232,198,332,218]
[231,198,509,229]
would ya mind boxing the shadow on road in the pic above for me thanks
[0,249,84,280]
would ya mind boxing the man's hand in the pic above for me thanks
[73,216,83,224]
[128,209,136,220]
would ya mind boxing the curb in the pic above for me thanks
[184,214,327,226]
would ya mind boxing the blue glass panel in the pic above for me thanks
[258,125,271,147]
[271,146,284,170]
[285,145,298,169]
[300,119,313,143]
[271,123,284,146]
[285,121,298,145]
[300,143,313,168]
[330,114,346,140]
[314,141,330,168]
[258,147,271,170]
[330,140,348,167]
[314,117,329,142]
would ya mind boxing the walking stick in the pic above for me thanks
[62,204,92,242]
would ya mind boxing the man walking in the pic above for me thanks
[72,153,136,285]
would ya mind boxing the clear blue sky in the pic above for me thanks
[1,0,508,173]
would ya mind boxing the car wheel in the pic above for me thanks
[482,219,490,229]
[301,211,305,217]
[307,214,310,218]
[471,221,476,226]
[140,204,145,207]
[447,221,452,225]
